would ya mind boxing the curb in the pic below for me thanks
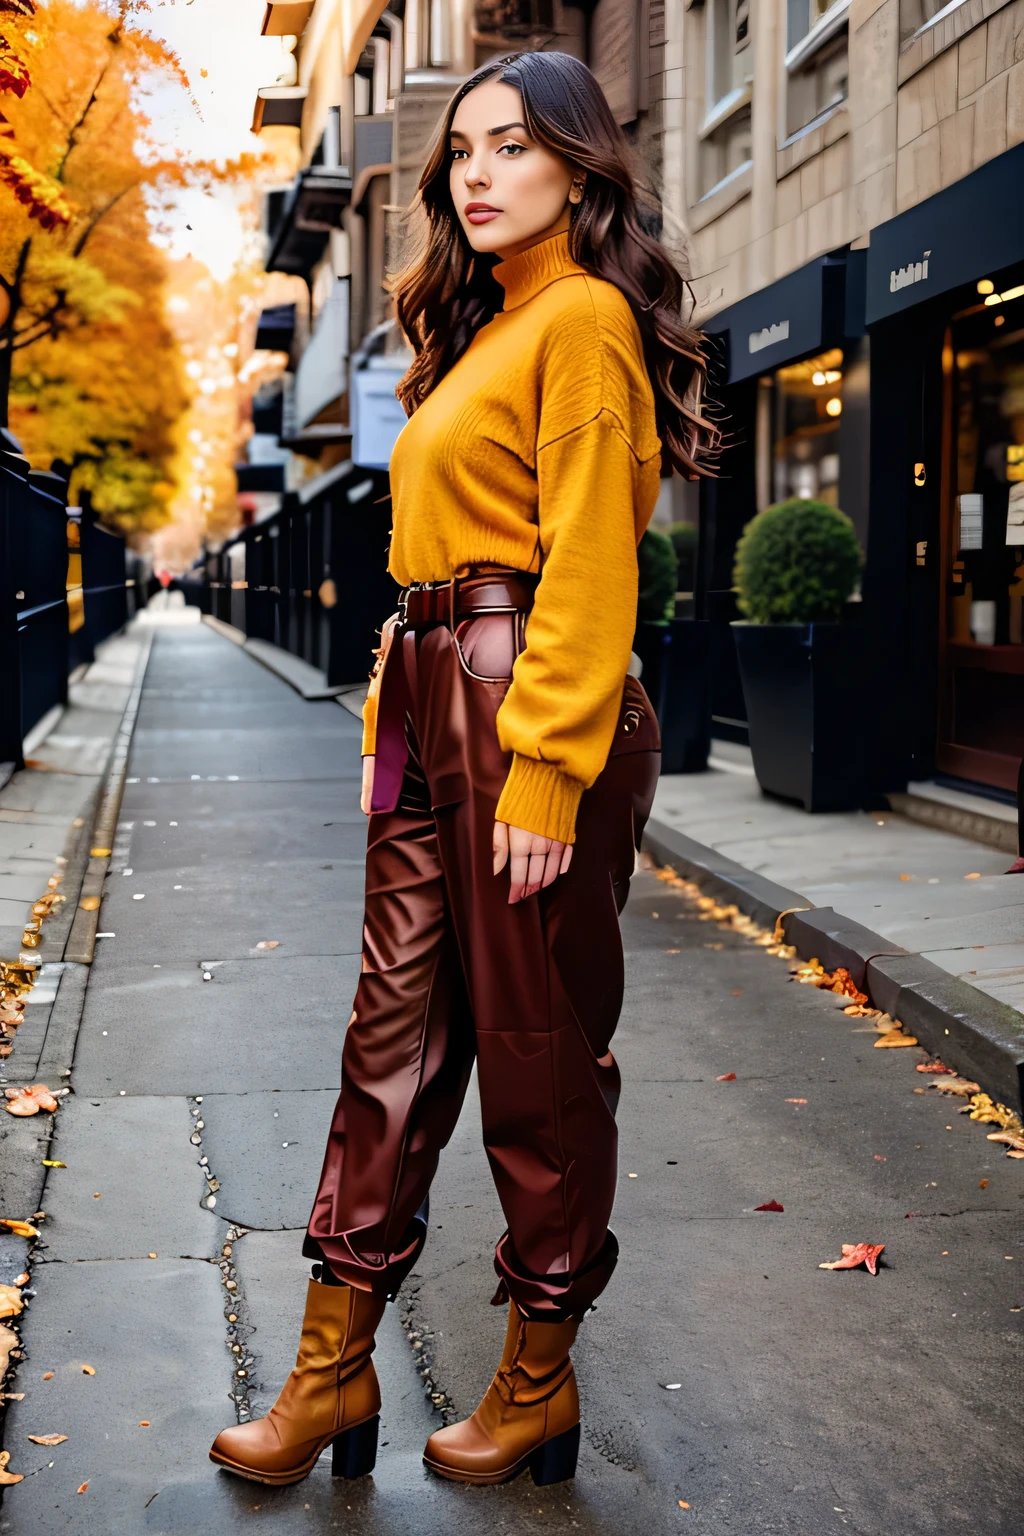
[643,816,1024,1117]
[201,614,357,702]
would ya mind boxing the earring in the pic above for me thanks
[569,180,584,205]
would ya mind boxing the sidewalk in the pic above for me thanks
[0,626,1020,1535]
[650,746,1024,1090]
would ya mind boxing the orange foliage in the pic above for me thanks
[0,0,259,535]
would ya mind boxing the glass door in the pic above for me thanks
[938,277,1024,791]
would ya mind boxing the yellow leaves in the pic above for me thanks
[41,1160,65,1169]
[0,1327,18,1381]
[0,1284,24,1319]
[874,1029,919,1048]
[964,872,981,880]
[4,1083,58,1116]
[0,147,70,226]
[926,1076,980,1096]
[961,1094,1022,1129]
[0,1450,23,1486]
[80,1364,95,1376]
[0,1218,39,1237]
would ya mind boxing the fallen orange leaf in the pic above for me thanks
[678,1501,691,1509]
[0,1285,24,1319]
[964,872,981,880]
[41,1372,53,1381]
[81,1364,95,1376]
[0,1219,39,1238]
[818,1242,885,1275]
[874,1029,919,1048]
[786,1098,808,1104]
[716,1072,736,1081]
[76,1481,89,1494]
[916,1061,955,1074]
[139,1421,150,1427]
[27,1434,67,1446]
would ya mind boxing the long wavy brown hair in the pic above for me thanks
[393,50,719,478]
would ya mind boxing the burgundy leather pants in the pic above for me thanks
[305,584,660,1320]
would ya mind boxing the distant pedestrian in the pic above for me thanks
[210,50,716,1492]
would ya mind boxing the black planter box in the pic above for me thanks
[633,619,712,774]
[731,621,866,812]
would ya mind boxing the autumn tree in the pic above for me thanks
[0,0,252,534]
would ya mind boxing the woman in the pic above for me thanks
[210,49,716,1491]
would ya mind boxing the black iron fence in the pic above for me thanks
[0,449,132,768]
[187,463,399,689]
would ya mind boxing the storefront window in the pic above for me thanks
[951,306,1024,648]
[938,280,1024,791]
[759,347,844,508]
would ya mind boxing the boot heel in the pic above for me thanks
[331,1415,379,1479]
[528,1423,580,1486]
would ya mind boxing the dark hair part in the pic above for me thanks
[392,50,719,478]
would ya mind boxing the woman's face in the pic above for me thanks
[448,78,577,262]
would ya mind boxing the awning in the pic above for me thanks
[701,251,861,384]
[865,141,1024,325]
[341,0,391,73]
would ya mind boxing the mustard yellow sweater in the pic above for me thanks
[364,230,662,844]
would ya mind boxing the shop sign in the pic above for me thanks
[748,320,789,354]
[957,493,984,552]
[1008,483,1024,547]
[889,251,930,294]
[866,141,1024,323]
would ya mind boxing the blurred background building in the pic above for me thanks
[229,0,1024,809]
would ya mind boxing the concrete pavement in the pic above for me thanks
[0,624,1021,1535]
[652,744,1024,1015]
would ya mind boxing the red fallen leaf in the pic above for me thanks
[818,1242,885,1275]
[916,1061,955,1075]
[76,1481,88,1494]
[754,1200,784,1212]
[716,1072,737,1082]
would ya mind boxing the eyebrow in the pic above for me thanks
[449,122,530,139]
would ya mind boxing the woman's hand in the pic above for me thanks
[493,821,573,904]
[361,755,374,816]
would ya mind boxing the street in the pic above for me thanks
[1,623,1021,1536]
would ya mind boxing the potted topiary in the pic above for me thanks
[731,498,864,812]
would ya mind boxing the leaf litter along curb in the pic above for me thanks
[654,864,1024,1161]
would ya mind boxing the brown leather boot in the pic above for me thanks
[209,1278,386,1486]
[422,1300,582,1486]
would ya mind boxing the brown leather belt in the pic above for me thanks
[399,568,538,629]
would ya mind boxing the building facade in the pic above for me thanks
[673,0,1024,797]
[238,0,1024,797]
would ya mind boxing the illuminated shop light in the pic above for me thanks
[812,371,826,386]
[824,369,842,384]
[983,283,1024,308]
[977,279,995,295]
[825,397,842,417]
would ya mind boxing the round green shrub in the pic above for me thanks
[733,498,862,624]
[636,527,678,626]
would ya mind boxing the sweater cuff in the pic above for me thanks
[495,755,585,845]
[361,687,379,757]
